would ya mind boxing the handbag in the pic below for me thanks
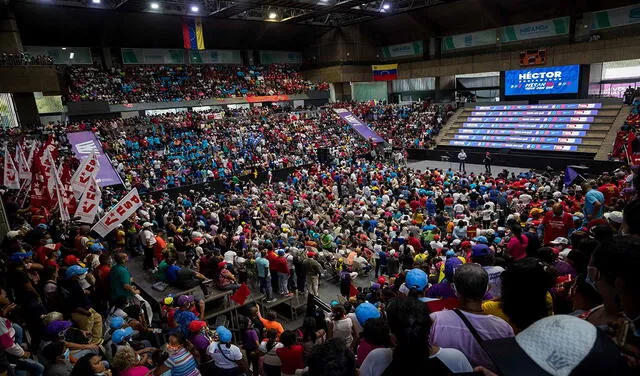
[452,309,489,356]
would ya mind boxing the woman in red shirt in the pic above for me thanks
[506,222,529,260]
[276,330,304,376]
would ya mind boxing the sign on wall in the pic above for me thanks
[591,4,640,30]
[122,48,185,64]
[380,41,424,58]
[501,17,570,43]
[189,49,242,64]
[505,65,581,96]
[259,50,302,64]
[441,29,497,52]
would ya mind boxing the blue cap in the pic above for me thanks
[65,264,89,279]
[277,249,285,256]
[405,268,428,291]
[355,302,380,326]
[216,326,232,343]
[110,316,125,330]
[445,250,456,258]
[471,244,492,258]
[493,237,502,244]
[444,258,463,281]
[89,243,104,253]
[473,236,488,244]
[37,224,49,230]
[9,251,33,263]
[330,300,340,307]
[112,327,134,344]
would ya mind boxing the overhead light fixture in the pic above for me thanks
[190,5,199,12]
[150,2,159,9]
[69,52,75,59]
[382,3,390,10]
[91,0,101,4]
[268,12,277,19]
[61,47,67,50]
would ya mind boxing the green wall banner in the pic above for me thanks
[501,17,570,42]
[592,4,640,30]
[441,29,497,52]
[122,48,185,64]
[259,50,302,64]
[189,49,242,64]
[380,41,424,58]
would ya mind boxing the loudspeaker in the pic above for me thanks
[317,148,330,163]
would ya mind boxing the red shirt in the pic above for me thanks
[598,184,620,206]
[276,345,304,374]
[272,256,289,275]
[542,211,574,245]
[407,236,422,252]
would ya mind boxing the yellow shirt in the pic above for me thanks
[482,293,554,333]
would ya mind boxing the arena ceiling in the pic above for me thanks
[21,0,448,26]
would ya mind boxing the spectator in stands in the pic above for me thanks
[110,252,140,304]
[583,180,605,223]
[208,326,244,376]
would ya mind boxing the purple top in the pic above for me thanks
[242,328,259,351]
[191,333,210,353]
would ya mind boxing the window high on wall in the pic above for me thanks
[0,93,19,129]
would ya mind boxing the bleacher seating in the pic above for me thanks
[441,103,623,154]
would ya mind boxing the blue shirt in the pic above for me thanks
[255,257,270,278]
[584,189,605,221]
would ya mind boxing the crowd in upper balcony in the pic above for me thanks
[0,52,54,66]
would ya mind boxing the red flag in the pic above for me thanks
[627,131,637,157]
[349,283,359,298]
[230,283,251,305]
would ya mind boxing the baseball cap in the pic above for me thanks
[604,211,623,224]
[88,243,104,253]
[164,296,174,305]
[63,255,81,266]
[460,240,472,249]
[143,222,153,228]
[45,320,73,336]
[176,295,195,307]
[484,315,625,376]
[471,244,492,258]
[355,302,380,326]
[550,237,569,246]
[9,251,33,263]
[405,268,428,291]
[65,265,89,279]
[110,316,125,330]
[189,320,207,333]
[112,327,135,344]
[473,236,488,244]
[6,230,20,240]
[444,257,463,281]
[216,326,232,343]
[44,243,63,252]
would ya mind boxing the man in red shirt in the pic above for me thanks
[598,176,620,206]
[541,203,574,245]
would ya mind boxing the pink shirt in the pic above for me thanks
[120,366,150,376]
[506,235,528,260]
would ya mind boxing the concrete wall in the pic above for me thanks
[302,34,640,83]
[0,66,61,93]
[303,24,379,65]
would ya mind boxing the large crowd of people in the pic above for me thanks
[0,52,53,66]
[1,128,640,376]
[64,65,329,104]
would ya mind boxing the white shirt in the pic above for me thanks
[207,342,243,369]
[140,229,156,247]
[359,347,472,376]
[458,152,466,161]
[223,250,237,264]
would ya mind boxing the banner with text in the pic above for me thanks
[501,17,570,43]
[475,103,602,110]
[591,4,640,30]
[449,140,578,152]
[458,129,587,137]
[189,49,242,64]
[71,153,100,198]
[91,188,142,237]
[245,95,290,103]
[122,48,185,64]
[441,29,496,52]
[380,41,424,58]
[75,176,102,224]
[333,108,385,143]
[463,123,591,130]
[67,132,123,187]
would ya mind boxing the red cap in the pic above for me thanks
[218,262,227,269]
[377,276,386,285]
[307,251,317,258]
[188,320,207,333]
[460,241,472,249]
[64,255,80,266]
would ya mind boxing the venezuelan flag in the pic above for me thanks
[372,64,398,81]
[182,18,205,50]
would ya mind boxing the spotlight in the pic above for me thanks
[91,0,101,4]
[268,12,277,19]
[150,2,159,9]
[190,5,199,12]
[382,3,390,9]
[61,47,67,50]
[69,53,75,59]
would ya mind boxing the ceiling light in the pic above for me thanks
[268,12,277,19]
[190,5,199,12]
[61,47,67,50]
[91,0,101,4]
[150,2,159,9]
[69,53,75,59]
[382,3,390,10]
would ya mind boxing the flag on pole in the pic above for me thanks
[564,166,579,186]
[46,149,70,222]
[182,18,205,50]
[15,145,30,180]
[71,154,100,199]
[91,188,142,237]
[74,176,101,224]
[3,145,20,190]
[372,64,398,81]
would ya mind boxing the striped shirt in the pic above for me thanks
[164,348,201,376]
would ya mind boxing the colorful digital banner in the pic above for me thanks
[380,41,424,58]
[449,140,578,152]
[475,103,602,110]
[67,132,123,187]
[441,29,497,52]
[458,129,587,137]
[333,108,385,143]
[467,116,594,123]
[591,4,640,30]
[245,95,290,103]
[453,135,582,144]
[471,110,598,116]
[505,65,580,96]
[462,123,591,130]
[501,17,570,42]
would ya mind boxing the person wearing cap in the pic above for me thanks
[256,250,275,302]
[63,264,103,345]
[207,326,244,376]
[470,244,504,298]
[173,295,200,337]
[541,203,574,246]
[354,303,386,367]
[139,222,157,270]
[154,332,201,376]
[604,210,624,234]
[430,263,514,371]
[217,262,241,292]
[110,253,140,304]
[188,320,211,361]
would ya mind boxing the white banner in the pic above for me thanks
[3,145,20,190]
[74,176,101,224]
[71,154,100,199]
[91,188,142,237]
[15,145,30,180]
[47,150,70,222]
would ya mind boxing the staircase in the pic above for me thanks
[594,105,631,161]
[434,107,464,145]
